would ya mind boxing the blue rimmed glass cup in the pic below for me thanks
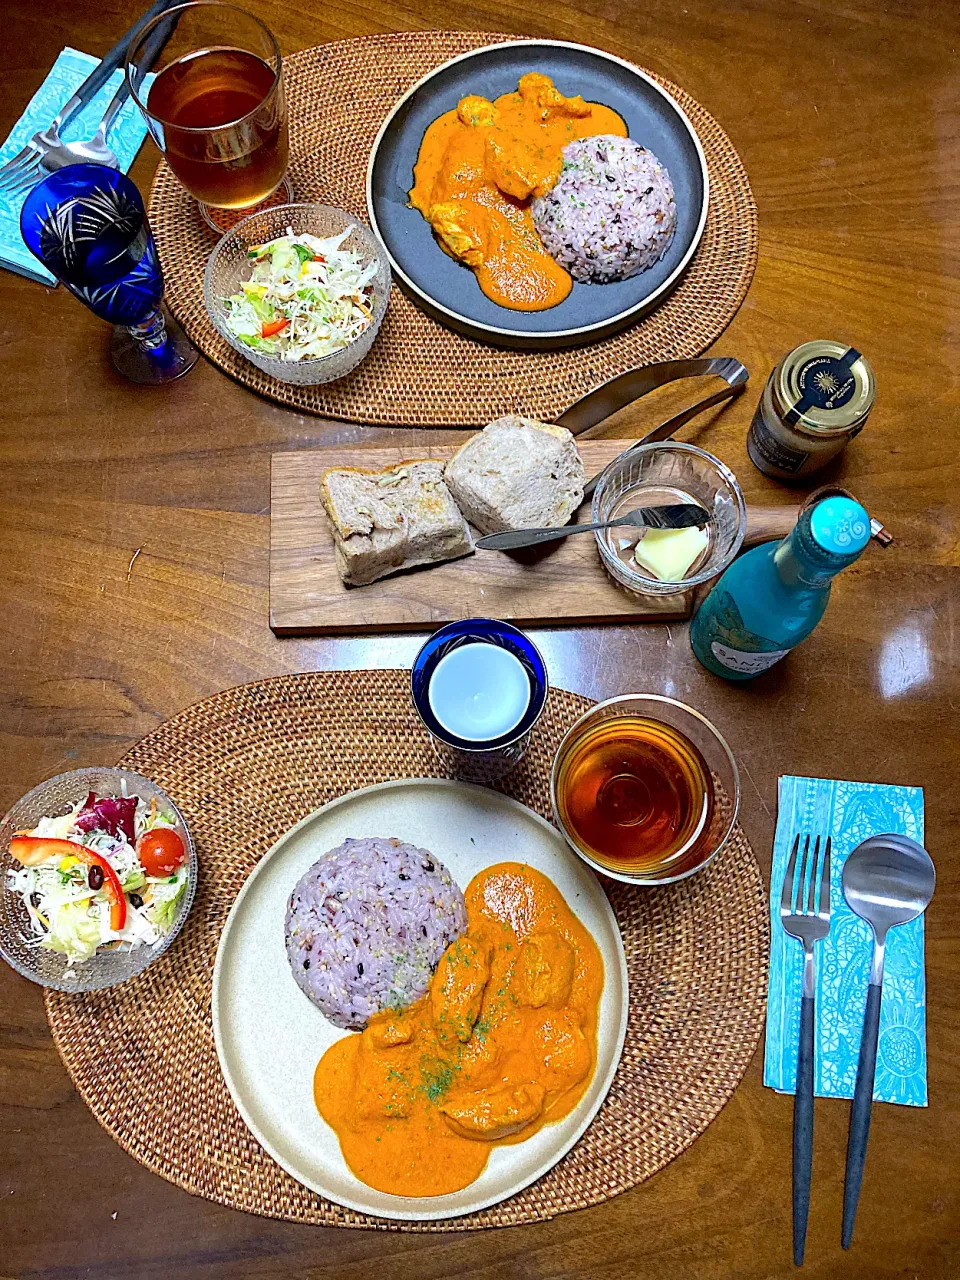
[411,619,549,784]
[20,163,198,384]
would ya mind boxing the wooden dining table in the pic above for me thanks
[1,0,958,1275]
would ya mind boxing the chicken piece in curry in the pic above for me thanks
[314,861,604,1196]
[408,73,627,312]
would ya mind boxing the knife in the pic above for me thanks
[476,502,710,551]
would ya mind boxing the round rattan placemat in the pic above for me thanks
[45,671,768,1230]
[150,31,758,427]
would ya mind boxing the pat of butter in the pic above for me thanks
[633,526,709,582]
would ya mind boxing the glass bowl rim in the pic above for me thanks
[203,201,391,369]
[0,766,197,990]
[591,441,747,591]
[549,692,741,886]
[125,1,284,133]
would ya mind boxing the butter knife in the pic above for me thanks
[476,502,710,551]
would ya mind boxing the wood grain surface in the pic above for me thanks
[270,441,696,633]
[1,1,959,1278]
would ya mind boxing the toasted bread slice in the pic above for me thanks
[444,415,585,535]
[320,459,474,586]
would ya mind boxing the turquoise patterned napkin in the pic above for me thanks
[764,775,928,1106]
[0,48,153,284]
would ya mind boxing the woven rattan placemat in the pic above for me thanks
[45,671,768,1229]
[150,31,758,427]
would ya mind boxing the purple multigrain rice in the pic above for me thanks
[532,135,677,283]
[284,836,467,1030]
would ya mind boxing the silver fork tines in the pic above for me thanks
[780,833,832,995]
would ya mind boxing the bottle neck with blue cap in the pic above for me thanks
[774,495,871,588]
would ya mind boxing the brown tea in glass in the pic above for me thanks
[555,716,714,877]
[127,3,289,217]
[550,695,740,885]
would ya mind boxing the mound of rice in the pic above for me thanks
[531,135,677,283]
[284,836,466,1030]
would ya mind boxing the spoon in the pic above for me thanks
[841,833,935,1248]
[475,502,710,551]
[10,5,180,188]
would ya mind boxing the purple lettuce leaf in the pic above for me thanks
[75,792,138,845]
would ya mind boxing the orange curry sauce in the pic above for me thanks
[314,861,604,1196]
[408,73,627,311]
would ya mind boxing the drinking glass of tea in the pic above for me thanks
[551,694,740,885]
[126,1,290,231]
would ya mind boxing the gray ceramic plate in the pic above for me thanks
[366,40,709,349]
[212,778,628,1221]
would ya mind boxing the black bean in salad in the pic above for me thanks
[129,892,144,909]
[88,865,104,891]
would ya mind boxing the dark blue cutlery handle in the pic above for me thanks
[73,0,180,110]
[793,993,815,1266]
[842,981,882,1249]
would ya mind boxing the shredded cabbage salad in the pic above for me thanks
[6,791,189,976]
[223,228,377,361]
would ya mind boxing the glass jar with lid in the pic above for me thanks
[747,341,876,481]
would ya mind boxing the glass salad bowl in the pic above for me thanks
[591,443,746,597]
[203,202,392,385]
[0,767,196,992]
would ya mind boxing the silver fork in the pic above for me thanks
[780,832,832,1267]
[1,6,180,197]
[0,0,177,192]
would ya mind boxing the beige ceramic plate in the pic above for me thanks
[212,778,628,1221]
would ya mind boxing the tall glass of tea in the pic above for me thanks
[551,694,740,885]
[126,1,289,231]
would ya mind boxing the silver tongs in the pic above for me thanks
[553,357,750,499]
[474,359,746,554]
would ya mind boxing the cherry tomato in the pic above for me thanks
[137,828,186,877]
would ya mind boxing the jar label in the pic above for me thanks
[710,641,791,675]
[785,347,860,424]
[748,410,809,475]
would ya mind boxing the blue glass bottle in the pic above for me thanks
[690,495,871,680]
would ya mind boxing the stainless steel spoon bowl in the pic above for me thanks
[843,835,935,978]
[840,833,935,1248]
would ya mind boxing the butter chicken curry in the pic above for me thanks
[408,73,627,312]
[314,861,604,1196]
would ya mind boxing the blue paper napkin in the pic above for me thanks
[764,775,928,1107]
[0,47,154,284]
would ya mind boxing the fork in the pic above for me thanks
[0,0,177,193]
[1,5,180,197]
[780,832,832,1266]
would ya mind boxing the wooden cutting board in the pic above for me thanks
[270,441,694,635]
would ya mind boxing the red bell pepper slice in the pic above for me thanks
[261,317,289,338]
[9,837,127,931]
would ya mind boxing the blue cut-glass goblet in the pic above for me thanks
[20,163,198,385]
